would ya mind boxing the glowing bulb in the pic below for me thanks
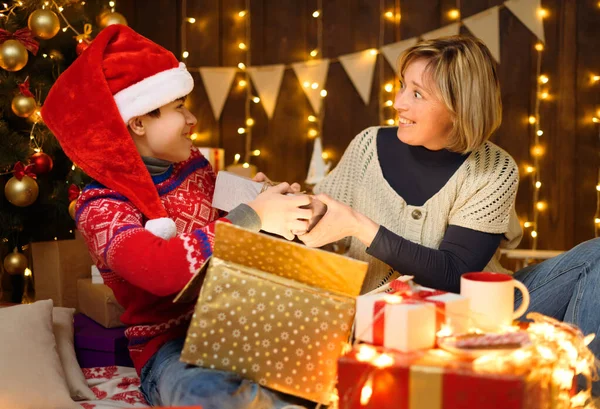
[237,127,246,134]
[535,181,542,189]
[384,11,394,19]
[537,8,548,18]
[523,222,533,228]
[525,165,536,174]
[373,353,394,368]
[24,268,32,277]
[539,75,549,84]
[311,82,319,89]
[71,164,76,170]
[356,345,377,362]
[531,144,545,157]
[312,10,320,18]
[320,90,327,97]
[385,100,393,107]
[238,10,247,17]
[246,118,255,126]
[386,119,395,125]
[535,43,544,51]
[540,91,549,100]
[234,153,241,162]
[62,27,68,32]
[190,133,198,141]
[536,201,547,211]
[437,323,454,338]
[528,116,537,124]
[596,185,600,191]
[109,1,115,7]
[238,62,246,70]
[595,218,600,224]
[384,83,394,92]
[252,97,260,103]
[537,130,544,136]
[592,75,600,83]
[187,17,196,23]
[303,81,310,88]
[58,6,63,11]
[308,129,318,138]
[593,117,600,123]
[448,9,460,20]
[252,149,261,156]
[360,378,373,406]
[531,231,538,238]
[321,152,329,160]
[308,115,317,122]
[242,162,250,168]
[238,42,247,50]
[310,49,318,57]
[182,51,189,58]
[239,79,247,87]
[369,48,378,56]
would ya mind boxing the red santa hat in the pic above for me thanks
[42,25,194,239]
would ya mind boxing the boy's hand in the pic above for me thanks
[247,183,312,240]
[293,197,327,235]
[253,172,302,194]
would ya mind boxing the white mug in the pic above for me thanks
[460,272,530,332]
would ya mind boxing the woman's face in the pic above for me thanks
[393,58,454,151]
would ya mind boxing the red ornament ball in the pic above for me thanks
[30,152,54,174]
[76,41,90,56]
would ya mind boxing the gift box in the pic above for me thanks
[337,345,548,409]
[198,147,224,172]
[77,278,125,328]
[177,222,368,404]
[32,231,94,308]
[74,313,133,368]
[355,287,469,353]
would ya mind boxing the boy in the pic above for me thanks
[42,25,311,408]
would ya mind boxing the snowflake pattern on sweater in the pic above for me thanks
[76,148,230,374]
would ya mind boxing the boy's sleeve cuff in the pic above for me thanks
[226,204,262,232]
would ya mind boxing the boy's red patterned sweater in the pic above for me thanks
[76,149,229,374]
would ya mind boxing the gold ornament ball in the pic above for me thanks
[98,11,128,28]
[4,175,39,207]
[28,9,61,40]
[3,250,28,275]
[11,94,37,118]
[68,200,77,220]
[0,39,29,72]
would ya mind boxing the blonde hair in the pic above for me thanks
[397,35,502,153]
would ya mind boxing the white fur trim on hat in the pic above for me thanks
[145,217,177,240]
[114,62,194,123]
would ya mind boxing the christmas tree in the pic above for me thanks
[0,0,127,302]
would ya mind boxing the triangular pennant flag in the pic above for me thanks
[421,23,461,40]
[463,7,501,63]
[306,137,331,185]
[339,49,378,105]
[505,0,545,43]
[292,59,330,114]
[247,64,285,119]
[381,37,419,73]
[198,67,237,120]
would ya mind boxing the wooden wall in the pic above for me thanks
[117,0,600,251]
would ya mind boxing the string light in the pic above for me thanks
[238,10,247,17]
[182,51,189,59]
[539,75,549,84]
[238,42,247,50]
[308,115,317,122]
[246,118,255,126]
[238,62,246,70]
[237,127,246,134]
[384,11,394,19]
[108,1,115,7]
[528,116,537,124]
[252,97,260,103]
[537,130,544,136]
[535,43,544,52]
[186,17,196,23]
[252,149,261,156]
[592,75,600,83]
[308,129,318,138]
[384,83,394,92]
[238,79,247,87]
[312,10,320,18]
[537,8,548,18]
[447,9,460,20]
[320,89,327,97]
[369,48,378,56]
[310,49,318,57]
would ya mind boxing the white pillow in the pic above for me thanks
[53,307,96,400]
[0,300,78,409]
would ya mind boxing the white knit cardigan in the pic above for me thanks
[314,127,523,293]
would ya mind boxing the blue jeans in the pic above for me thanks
[140,338,312,409]
[513,238,600,396]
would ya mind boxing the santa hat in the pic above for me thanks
[42,25,194,240]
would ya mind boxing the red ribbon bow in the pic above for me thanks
[68,184,81,202]
[18,78,34,98]
[13,162,37,181]
[0,28,39,56]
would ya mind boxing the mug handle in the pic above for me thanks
[512,280,530,319]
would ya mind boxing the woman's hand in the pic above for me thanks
[298,194,379,248]
[253,172,302,194]
[247,183,312,240]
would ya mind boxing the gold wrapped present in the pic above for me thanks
[177,222,368,404]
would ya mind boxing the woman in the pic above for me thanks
[298,36,600,395]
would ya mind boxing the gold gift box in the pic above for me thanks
[176,222,368,404]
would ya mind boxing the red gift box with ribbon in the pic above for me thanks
[355,282,470,353]
[337,345,548,409]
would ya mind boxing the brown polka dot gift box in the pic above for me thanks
[176,222,368,405]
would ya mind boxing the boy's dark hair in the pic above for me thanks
[144,96,187,119]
